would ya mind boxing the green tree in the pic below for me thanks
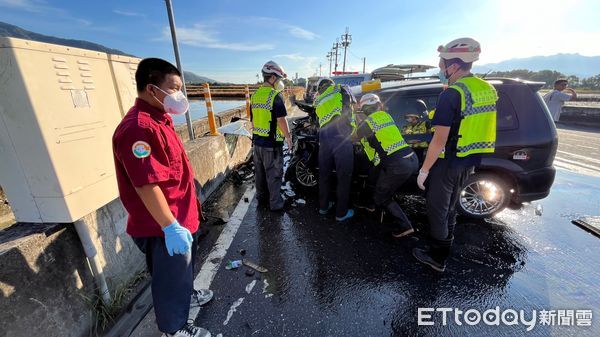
[581,74,600,90]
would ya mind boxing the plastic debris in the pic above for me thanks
[296,198,306,204]
[242,259,268,273]
[285,190,296,197]
[217,120,252,138]
[245,269,255,277]
[534,204,543,216]
[225,260,242,270]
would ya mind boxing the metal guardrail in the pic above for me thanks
[195,84,303,137]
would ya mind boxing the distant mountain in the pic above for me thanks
[474,54,600,78]
[183,71,218,84]
[0,21,218,83]
[0,21,133,56]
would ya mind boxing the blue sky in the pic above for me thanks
[1,0,599,83]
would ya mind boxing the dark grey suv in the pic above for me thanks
[354,77,558,218]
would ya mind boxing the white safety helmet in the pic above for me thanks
[262,60,287,78]
[437,37,481,63]
[359,93,381,109]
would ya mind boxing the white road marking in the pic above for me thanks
[223,298,245,326]
[554,157,600,172]
[554,158,600,177]
[193,186,255,289]
[188,186,255,321]
[556,150,600,165]
[245,280,257,294]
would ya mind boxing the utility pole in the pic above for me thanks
[340,27,352,73]
[165,0,194,140]
[332,39,340,74]
[319,63,322,76]
[326,51,333,77]
[362,57,366,74]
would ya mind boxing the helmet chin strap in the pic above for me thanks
[443,59,459,83]
[267,75,277,87]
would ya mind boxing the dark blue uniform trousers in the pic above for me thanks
[318,125,354,218]
[133,231,199,333]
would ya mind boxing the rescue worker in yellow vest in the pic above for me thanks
[401,99,430,149]
[251,61,292,211]
[314,78,356,221]
[413,38,497,272]
[354,94,418,237]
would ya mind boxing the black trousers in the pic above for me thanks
[318,131,354,218]
[132,231,199,333]
[373,153,418,227]
[425,158,472,241]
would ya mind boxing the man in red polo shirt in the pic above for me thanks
[112,58,212,337]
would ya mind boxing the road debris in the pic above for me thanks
[225,260,242,270]
[243,259,268,273]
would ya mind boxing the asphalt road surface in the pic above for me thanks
[131,124,599,337]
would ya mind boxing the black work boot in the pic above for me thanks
[412,239,452,272]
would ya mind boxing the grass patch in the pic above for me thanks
[81,271,149,336]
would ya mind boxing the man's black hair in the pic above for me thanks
[135,58,181,92]
[443,58,473,71]
[554,79,568,86]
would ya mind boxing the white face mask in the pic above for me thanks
[275,79,285,91]
[152,85,189,115]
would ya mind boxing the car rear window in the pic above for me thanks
[496,90,519,130]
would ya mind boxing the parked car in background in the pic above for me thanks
[331,73,372,87]
[371,64,435,81]
[303,76,326,104]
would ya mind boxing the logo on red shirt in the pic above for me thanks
[132,141,151,158]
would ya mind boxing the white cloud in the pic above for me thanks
[159,25,274,51]
[0,0,55,13]
[274,53,313,61]
[273,53,319,77]
[233,16,318,41]
[113,10,145,18]
[288,26,318,40]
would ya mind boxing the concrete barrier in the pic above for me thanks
[562,105,600,127]
[0,106,253,337]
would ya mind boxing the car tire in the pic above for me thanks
[458,173,510,219]
[286,157,318,191]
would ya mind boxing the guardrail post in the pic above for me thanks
[203,83,220,136]
[245,85,251,118]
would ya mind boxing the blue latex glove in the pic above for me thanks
[162,220,193,256]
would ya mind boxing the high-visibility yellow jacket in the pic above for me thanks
[314,84,356,129]
[431,77,498,158]
[251,86,284,142]
[360,110,410,166]
[401,121,429,148]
